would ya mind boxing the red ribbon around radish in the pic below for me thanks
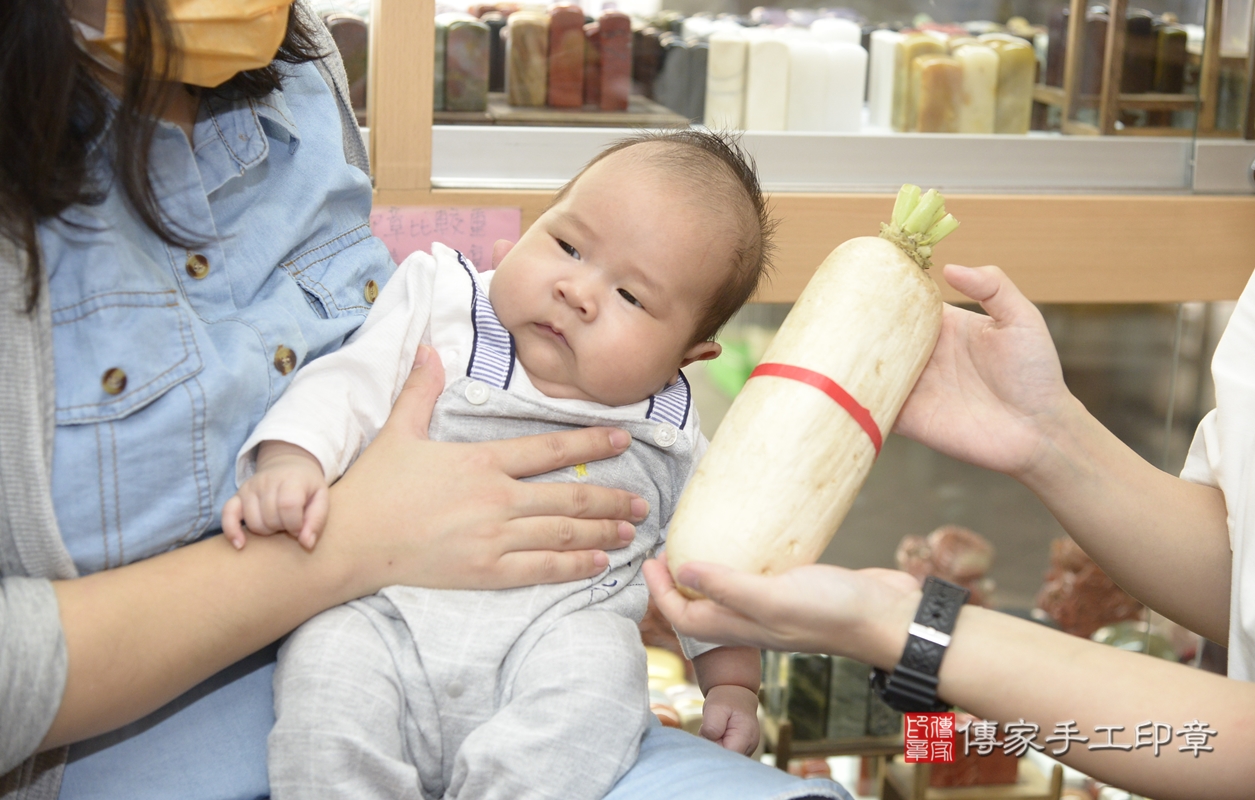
[748,362,883,455]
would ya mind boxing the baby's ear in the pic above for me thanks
[679,340,721,369]
[491,239,515,270]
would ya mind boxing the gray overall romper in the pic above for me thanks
[268,255,703,800]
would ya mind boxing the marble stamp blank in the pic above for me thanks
[744,32,790,131]
[546,4,584,108]
[481,11,507,93]
[954,43,997,133]
[980,34,1035,134]
[867,29,902,129]
[810,17,861,45]
[704,31,747,129]
[652,33,689,114]
[446,18,490,112]
[583,23,601,107]
[598,11,632,111]
[786,39,829,131]
[506,11,549,107]
[822,41,866,132]
[891,33,946,132]
[912,53,962,133]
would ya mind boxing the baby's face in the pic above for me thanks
[489,149,725,407]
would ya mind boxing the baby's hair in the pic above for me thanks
[550,129,777,344]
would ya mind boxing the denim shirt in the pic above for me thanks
[42,65,393,574]
[39,62,393,799]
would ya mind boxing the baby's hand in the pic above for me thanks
[699,684,760,756]
[221,442,328,551]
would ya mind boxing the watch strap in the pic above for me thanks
[871,576,970,713]
[914,576,968,633]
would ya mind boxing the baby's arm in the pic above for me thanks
[662,432,760,753]
[223,441,329,551]
[225,254,439,550]
[691,645,762,756]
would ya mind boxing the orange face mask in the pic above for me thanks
[75,0,295,88]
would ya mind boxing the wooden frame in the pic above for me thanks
[369,0,1255,304]
[1044,0,1195,136]
[1035,0,1255,137]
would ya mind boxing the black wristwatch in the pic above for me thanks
[869,576,970,713]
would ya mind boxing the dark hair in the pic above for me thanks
[551,129,777,344]
[0,1,325,311]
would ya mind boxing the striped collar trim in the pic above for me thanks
[457,251,516,389]
[646,371,691,429]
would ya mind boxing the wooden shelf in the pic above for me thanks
[368,0,1255,305]
[434,93,688,127]
[1035,85,1199,112]
[883,759,1063,800]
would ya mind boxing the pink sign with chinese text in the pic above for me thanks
[369,206,522,272]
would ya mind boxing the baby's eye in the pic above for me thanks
[618,288,643,309]
[557,239,580,260]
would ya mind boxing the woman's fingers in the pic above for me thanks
[502,515,634,553]
[507,475,648,524]
[490,427,635,481]
[942,264,1034,329]
[383,345,445,439]
[642,559,765,645]
[674,561,775,620]
[494,548,611,587]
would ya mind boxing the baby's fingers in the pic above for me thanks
[698,703,731,744]
[242,492,279,536]
[298,487,330,551]
[276,481,311,539]
[222,496,247,550]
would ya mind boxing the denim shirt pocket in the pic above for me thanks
[51,290,212,572]
[54,291,203,422]
[279,222,388,320]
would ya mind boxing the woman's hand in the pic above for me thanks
[643,556,920,669]
[324,346,648,597]
[894,264,1078,480]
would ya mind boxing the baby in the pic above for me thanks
[224,130,775,800]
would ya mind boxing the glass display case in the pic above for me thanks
[340,0,1252,795]
[354,0,1255,306]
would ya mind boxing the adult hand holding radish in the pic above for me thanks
[892,262,1077,479]
[665,185,957,593]
[645,263,1255,800]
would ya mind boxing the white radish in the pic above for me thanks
[666,185,957,596]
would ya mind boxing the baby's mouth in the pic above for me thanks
[537,323,568,346]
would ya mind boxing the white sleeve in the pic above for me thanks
[235,252,438,486]
[1181,408,1222,488]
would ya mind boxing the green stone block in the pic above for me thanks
[826,657,871,740]
[867,688,903,736]
[785,653,831,741]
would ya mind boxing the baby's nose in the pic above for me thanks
[556,280,596,317]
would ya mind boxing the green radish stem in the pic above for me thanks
[879,184,960,270]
